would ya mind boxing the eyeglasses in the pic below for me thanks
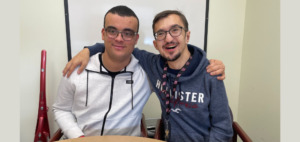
[154,26,185,41]
[105,27,138,41]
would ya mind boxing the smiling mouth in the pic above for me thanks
[113,44,125,49]
[164,44,178,50]
[166,46,176,49]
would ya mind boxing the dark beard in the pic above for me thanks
[165,52,181,61]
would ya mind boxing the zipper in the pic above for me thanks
[100,75,115,135]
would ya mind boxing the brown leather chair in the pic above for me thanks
[232,121,252,142]
[154,111,252,142]
[49,128,63,142]
[49,113,148,142]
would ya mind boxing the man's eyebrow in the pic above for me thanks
[123,28,136,32]
[155,24,182,32]
[106,26,135,32]
[171,24,182,28]
[105,26,117,29]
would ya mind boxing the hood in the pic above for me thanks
[86,53,140,73]
[167,44,209,82]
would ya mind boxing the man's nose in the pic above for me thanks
[115,32,124,41]
[165,32,173,42]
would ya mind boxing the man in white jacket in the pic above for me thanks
[52,5,151,139]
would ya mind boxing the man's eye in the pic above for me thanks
[106,28,116,33]
[157,32,165,36]
[171,28,180,32]
[109,29,117,34]
[124,31,134,36]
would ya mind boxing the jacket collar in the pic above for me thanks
[86,53,140,73]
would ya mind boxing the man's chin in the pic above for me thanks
[164,53,181,62]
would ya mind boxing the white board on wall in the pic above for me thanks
[65,0,208,59]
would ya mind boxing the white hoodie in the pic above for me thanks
[53,53,151,139]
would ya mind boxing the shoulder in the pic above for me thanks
[85,53,101,71]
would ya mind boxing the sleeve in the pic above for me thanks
[85,43,105,57]
[52,76,84,139]
[208,77,233,142]
[86,43,158,73]
[131,48,157,72]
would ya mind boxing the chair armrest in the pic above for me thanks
[49,128,63,142]
[233,121,252,142]
[154,119,164,140]
[141,113,148,137]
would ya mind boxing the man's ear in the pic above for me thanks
[101,28,105,40]
[134,33,140,45]
[153,40,159,51]
[185,31,191,44]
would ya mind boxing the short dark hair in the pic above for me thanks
[104,5,139,33]
[152,10,189,36]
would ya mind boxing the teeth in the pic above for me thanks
[166,46,176,49]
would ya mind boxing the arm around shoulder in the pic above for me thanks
[63,48,90,78]
[86,43,105,56]
[206,59,226,80]
[62,43,105,77]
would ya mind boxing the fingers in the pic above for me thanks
[62,58,80,78]
[67,63,77,78]
[206,59,226,80]
[206,59,217,73]
[62,48,91,78]
[63,62,72,77]
[207,64,226,80]
[217,72,226,80]
[77,61,88,75]
[76,52,89,75]
[207,64,224,75]
[207,59,224,72]
[209,59,216,65]
[209,66,224,76]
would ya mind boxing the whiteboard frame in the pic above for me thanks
[63,0,210,61]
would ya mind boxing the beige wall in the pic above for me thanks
[209,0,280,141]
[20,0,283,142]
[206,0,281,141]
[2,1,20,142]
[207,0,246,120]
[281,1,300,141]
[238,0,280,141]
[20,0,66,141]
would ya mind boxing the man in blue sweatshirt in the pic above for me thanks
[63,9,232,142]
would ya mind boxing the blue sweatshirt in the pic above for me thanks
[87,43,233,142]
